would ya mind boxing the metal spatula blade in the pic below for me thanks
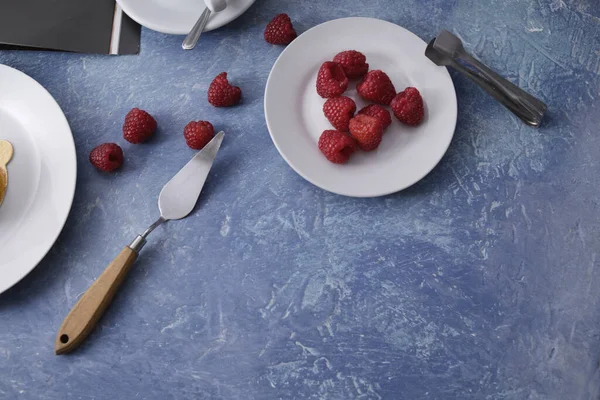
[159,131,223,220]
[55,132,225,355]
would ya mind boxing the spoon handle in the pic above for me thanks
[182,7,211,50]
[54,247,138,355]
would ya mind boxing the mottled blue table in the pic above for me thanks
[1,1,599,399]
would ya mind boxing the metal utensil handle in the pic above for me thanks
[459,52,544,106]
[449,59,540,126]
[182,7,211,50]
[54,247,138,355]
[457,51,547,126]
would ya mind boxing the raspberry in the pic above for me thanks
[358,104,392,130]
[391,87,424,126]
[316,61,349,98]
[333,50,369,79]
[89,143,123,172]
[323,96,356,132]
[318,130,357,164]
[356,70,396,105]
[184,121,215,150]
[208,72,242,107]
[264,14,297,45]
[348,114,384,151]
[122,108,157,144]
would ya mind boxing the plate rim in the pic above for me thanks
[116,0,257,35]
[264,17,458,198]
[0,64,77,294]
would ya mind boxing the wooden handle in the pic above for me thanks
[55,247,138,355]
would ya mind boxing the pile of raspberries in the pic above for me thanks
[316,50,425,164]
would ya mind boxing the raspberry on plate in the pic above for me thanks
[123,108,157,144]
[356,70,396,105]
[89,143,124,172]
[358,104,392,130]
[316,61,349,98]
[264,14,297,45]
[208,72,242,107]
[391,87,425,126]
[333,50,369,79]
[348,114,384,151]
[184,121,215,150]
[323,96,356,132]
[318,130,358,164]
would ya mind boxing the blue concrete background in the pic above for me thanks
[1,0,599,398]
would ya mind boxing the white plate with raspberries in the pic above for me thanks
[264,17,457,197]
[117,0,256,35]
[0,64,76,294]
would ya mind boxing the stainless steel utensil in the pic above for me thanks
[55,132,225,355]
[182,0,227,50]
[425,30,547,127]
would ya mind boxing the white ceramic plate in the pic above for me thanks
[264,17,457,198]
[0,65,76,294]
[117,0,256,35]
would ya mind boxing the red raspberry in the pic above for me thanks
[318,130,358,164]
[356,70,396,105]
[89,143,123,172]
[208,72,242,107]
[323,96,356,132]
[316,61,349,98]
[348,114,384,151]
[264,14,297,45]
[184,121,215,150]
[122,108,157,144]
[391,87,424,126]
[358,104,392,130]
[333,50,369,79]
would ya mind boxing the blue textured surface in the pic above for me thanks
[1,0,600,399]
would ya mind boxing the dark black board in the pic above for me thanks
[0,0,140,54]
